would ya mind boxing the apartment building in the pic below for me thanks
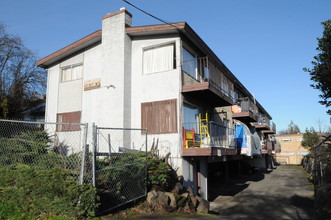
[37,8,277,200]
[275,134,309,164]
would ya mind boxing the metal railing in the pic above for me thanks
[182,121,235,149]
[210,121,236,149]
[258,115,270,126]
[182,56,233,102]
[271,121,276,133]
[237,97,258,116]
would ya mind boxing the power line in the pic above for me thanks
[121,0,181,30]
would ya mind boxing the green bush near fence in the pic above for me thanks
[0,165,96,219]
[96,151,177,193]
[0,130,96,219]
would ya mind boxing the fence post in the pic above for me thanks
[92,123,97,187]
[145,129,148,196]
[79,123,88,185]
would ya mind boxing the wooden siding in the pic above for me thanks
[57,111,81,131]
[141,99,177,134]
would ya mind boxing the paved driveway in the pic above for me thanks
[209,165,315,220]
[108,165,315,220]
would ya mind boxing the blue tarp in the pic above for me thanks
[235,125,246,149]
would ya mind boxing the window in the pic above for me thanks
[56,111,81,131]
[141,99,177,134]
[183,103,200,131]
[61,64,83,82]
[281,138,292,142]
[143,44,175,74]
[182,48,197,78]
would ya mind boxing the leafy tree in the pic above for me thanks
[0,23,46,118]
[302,127,320,149]
[279,121,301,134]
[304,20,331,115]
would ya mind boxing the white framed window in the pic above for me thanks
[281,138,292,142]
[61,64,83,82]
[143,43,175,75]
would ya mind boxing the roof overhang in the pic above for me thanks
[36,30,102,68]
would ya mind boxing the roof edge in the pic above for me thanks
[36,30,102,68]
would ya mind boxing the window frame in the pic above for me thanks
[61,63,83,82]
[182,47,198,79]
[142,43,176,75]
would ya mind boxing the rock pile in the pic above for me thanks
[146,186,210,214]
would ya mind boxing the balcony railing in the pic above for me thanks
[258,115,270,126]
[182,121,235,149]
[182,56,234,104]
[271,122,276,133]
[237,97,258,116]
[210,121,236,149]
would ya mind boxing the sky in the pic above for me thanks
[0,0,330,133]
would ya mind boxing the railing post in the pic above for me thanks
[210,121,213,148]
[79,123,88,185]
[92,123,97,187]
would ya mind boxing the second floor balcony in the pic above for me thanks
[232,97,259,124]
[263,122,277,134]
[181,57,233,107]
[254,115,271,131]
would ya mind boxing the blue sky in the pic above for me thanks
[0,0,330,132]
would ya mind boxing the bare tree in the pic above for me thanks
[0,23,46,118]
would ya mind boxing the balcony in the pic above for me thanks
[181,57,233,107]
[261,140,273,154]
[232,97,258,124]
[262,122,276,134]
[182,121,237,157]
[254,115,271,131]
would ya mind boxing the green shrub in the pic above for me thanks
[0,165,96,219]
[147,156,177,191]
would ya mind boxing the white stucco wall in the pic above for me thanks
[131,37,184,173]
[45,65,60,123]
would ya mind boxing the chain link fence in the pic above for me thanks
[93,125,148,215]
[302,134,331,219]
[0,119,148,216]
[0,119,90,184]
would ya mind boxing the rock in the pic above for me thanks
[189,194,198,208]
[155,191,169,207]
[165,192,177,208]
[172,182,183,194]
[176,194,187,208]
[146,190,158,204]
[147,190,169,207]
[195,196,210,214]
[187,186,194,195]
[181,192,189,198]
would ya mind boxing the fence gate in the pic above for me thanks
[92,124,148,215]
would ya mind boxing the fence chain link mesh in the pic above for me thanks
[0,119,91,184]
[94,126,147,215]
[0,119,148,215]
